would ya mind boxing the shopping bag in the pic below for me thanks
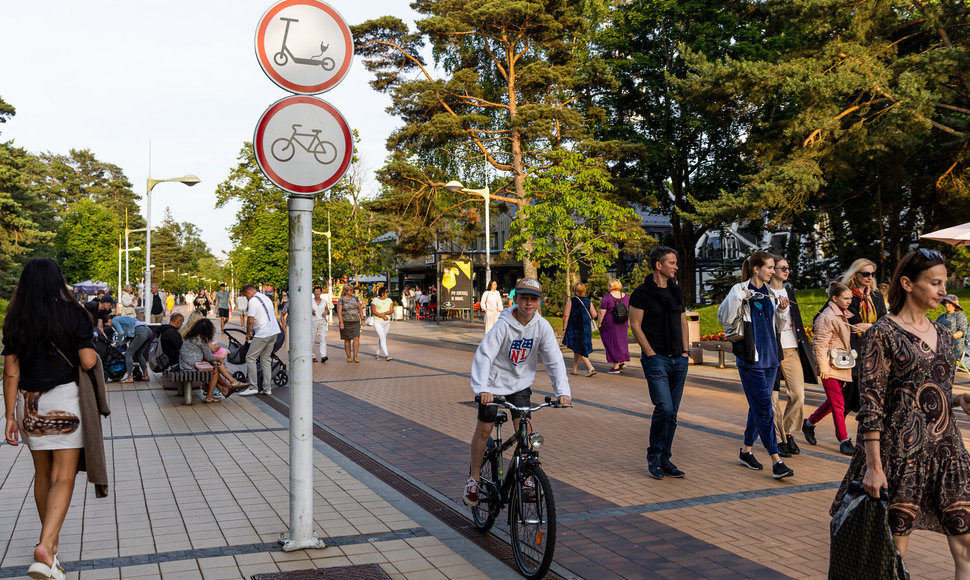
[227,342,249,365]
[829,481,908,580]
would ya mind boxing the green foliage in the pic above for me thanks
[354,0,610,277]
[705,261,741,304]
[508,151,644,304]
[686,0,970,278]
[53,199,121,284]
[0,142,53,297]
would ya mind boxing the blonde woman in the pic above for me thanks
[839,258,886,412]
[597,279,630,374]
[562,282,597,376]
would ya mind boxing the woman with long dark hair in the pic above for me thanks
[832,249,970,576]
[3,258,101,579]
[718,251,794,479]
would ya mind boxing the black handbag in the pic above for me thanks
[829,481,908,580]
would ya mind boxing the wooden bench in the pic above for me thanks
[692,340,734,368]
[161,369,213,405]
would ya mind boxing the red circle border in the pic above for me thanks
[253,95,353,194]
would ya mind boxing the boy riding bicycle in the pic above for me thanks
[464,278,571,506]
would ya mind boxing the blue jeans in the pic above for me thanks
[642,354,689,464]
[738,363,779,455]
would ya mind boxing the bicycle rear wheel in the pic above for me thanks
[510,465,556,579]
[471,442,499,532]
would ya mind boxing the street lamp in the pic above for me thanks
[445,180,491,287]
[144,173,200,319]
[117,244,141,295]
[312,213,332,291]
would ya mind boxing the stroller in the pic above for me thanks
[223,328,289,388]
[94,334,127,382]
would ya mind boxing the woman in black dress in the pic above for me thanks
[832,249,970,576]
[3,258,98,579]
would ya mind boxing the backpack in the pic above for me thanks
[610,296,629,324]
[146,329,169,372]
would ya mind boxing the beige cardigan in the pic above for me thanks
[77,357,110,498]
[813,302,854,383]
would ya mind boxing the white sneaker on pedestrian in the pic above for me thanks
[239,386,259,396]
[262,388,273,396]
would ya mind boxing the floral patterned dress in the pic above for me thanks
[831,317,970,535]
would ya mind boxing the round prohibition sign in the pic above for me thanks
[253,96,353,194]
[255,0,353,94]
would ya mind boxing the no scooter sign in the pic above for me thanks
[255,0,353,95]
[253,95,353,194]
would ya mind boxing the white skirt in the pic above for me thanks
[17,381,84,450]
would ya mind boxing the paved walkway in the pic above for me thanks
[1,309,968,579]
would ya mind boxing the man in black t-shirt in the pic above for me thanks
[85,295,116,339]
[159,312,184,370]
[629,246,690,480]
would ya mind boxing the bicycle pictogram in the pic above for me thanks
[273,17,336,71]
[271,124,338,165]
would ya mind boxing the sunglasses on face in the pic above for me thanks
[777,267,790,272]
[859,272,874,278]
[918,248,943,260]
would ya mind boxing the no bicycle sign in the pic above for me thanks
[253,95,353,195]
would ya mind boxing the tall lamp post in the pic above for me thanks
[312,221,332,291]
[144,174,200,319]
[445,180,491,287]
[118,244,142,295]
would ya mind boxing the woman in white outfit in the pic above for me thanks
[480,280,504,334]
[311,285,330,363]
[371,287,394,360]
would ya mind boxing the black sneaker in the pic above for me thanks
[777,442,792,458]
[786,434,801,455]
[772,461,794,479]
[839,439,856,456]
[738,449,763,470]
[662,460,685,478]
[647,459,664,480]
[802,419,817,445]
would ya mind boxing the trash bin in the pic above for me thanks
[393,305,403,320]
[685,311,700,344]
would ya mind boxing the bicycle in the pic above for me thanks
[271,124,338,165]
[471,395,571,579]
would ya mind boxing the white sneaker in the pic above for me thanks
[385,355,392,361]
[262,388,273,396]
[239,386,259,396]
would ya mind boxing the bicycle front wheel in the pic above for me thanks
[472,442,499,532]
[271,138,295,162]
[510,465,556,579]
[312,140,338,164]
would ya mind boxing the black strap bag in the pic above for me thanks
[829,481,908,580]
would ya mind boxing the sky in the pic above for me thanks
[0,0,420,258]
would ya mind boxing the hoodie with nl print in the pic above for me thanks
[470,307,571,398]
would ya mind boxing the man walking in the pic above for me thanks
[629,246,690,480]
[311,285,330,363]
[120,284,137,316]
[149,284,165,323]
[215,283,232,332]
[239,284,281,396]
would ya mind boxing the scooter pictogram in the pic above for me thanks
[273,17,336,71]
[271,124,338,165]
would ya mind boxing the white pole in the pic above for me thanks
[282,194,325,551]
[484,186,491,288]
[144,181,152,322]
[125,229,130,286]
[117,234,122,297]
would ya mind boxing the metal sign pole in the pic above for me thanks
[282,194,325,551]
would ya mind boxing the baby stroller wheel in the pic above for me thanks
[232,371,246,382]
[273,370,288,387]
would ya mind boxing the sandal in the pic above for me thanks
[120,377,134,384]
[569,370,579,376]
[353,358,360,363]
[586,369,597,377]
[203,397,221,404]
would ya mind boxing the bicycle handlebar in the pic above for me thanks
[474,394,573,412]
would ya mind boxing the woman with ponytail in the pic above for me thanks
[717,251,794,479]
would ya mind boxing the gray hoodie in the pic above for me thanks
[470,307,571,397]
